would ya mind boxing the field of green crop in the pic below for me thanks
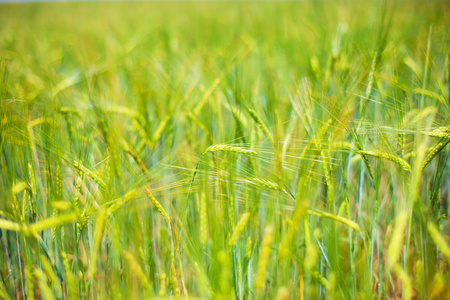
[0,1,449,299]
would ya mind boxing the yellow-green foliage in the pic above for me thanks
[0,2,448,299]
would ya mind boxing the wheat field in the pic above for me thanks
[0,1,449,299]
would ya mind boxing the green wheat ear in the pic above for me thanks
[246,107,275,147]
[204,144,257,156]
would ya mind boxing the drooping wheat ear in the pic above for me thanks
[122,251,151,291]
[121,141,148,174]
[204,144,257,156]
[359,150,412,172]
[199,192,208,246]
[307,209,361,233]
[143,187,170,225]
[387,211,408,270]
[247,107,275,147]
[421,139,450,171]
[61,252,78,299]
[255,225,274,291]
[414,88,447,105]
[428,126,450,138]
[72,160,107,189]
[229,212,251,247]
[279,202,308,258]
[427,223,450,262]
[247,177,279,191]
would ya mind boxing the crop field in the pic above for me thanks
[0,1,449,299]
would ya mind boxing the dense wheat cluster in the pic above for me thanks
[0,1,449,299]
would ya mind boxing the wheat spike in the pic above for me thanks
[359,150,412,172]
[39,255,62,294]
[34,269,55,300]
[255,225,274,291]
[279,202,307,258]
[28,213,78,235]
[245,237,252,259]
[247,107,275,147]
[61,252,78,299]
[0,218,22,232]
[247,177,280,190]
[387,211,408,270]
[72,160,107,189]
[204,144,257,156]
[143,187,170,225]
[393,265,413,300]
[123,250,151,291]
[427,223,450,262]
[25,266,35,300]
[89,209,107,279]
[228,212,251,247]
[427,126,450,138]
[199,192,208,245]
[308,209,361,233]
[421,139,450,171]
